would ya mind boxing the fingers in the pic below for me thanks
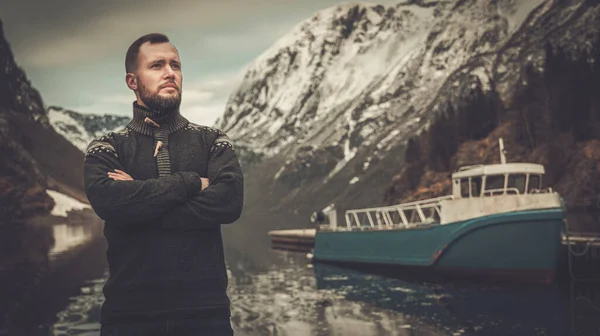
[200,177,210,190]
[108,171,133,181]
[113,169,133,178]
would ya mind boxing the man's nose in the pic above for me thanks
[164,65,176,78]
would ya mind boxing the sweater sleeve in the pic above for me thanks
[83,134,203,226]
[161,131,244,230]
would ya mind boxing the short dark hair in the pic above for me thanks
[125,33,171,73]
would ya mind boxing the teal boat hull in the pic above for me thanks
[313,208,566,283]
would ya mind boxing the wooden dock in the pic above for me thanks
[268,229,316,252]
[563,232,600,246]
[564,232,600,280]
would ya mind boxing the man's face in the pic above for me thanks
[129,41,183,112]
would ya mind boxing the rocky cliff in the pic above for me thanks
[0,19,53,221]
[0,19,88,222]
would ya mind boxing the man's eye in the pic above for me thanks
[151,64,160,69]
[172,64,181,70]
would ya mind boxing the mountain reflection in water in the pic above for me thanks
[48,224,95,261]
[0,213,598,336]
[0,212,106,336]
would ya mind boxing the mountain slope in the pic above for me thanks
[0,19,89,221]
[217,0,600,230]
[218,0,544,160]
[48,106,129,152]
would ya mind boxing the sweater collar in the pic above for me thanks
[126,101,189,136]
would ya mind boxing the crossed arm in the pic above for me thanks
[108,169,209,190]
[83,135,244,230]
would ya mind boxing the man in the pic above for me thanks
[83,33,244,335]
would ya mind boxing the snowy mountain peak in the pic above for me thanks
[217,0,444,158]
[48,106,130,152]
[218,0,547,162]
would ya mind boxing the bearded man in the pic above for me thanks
[83,33,244,335]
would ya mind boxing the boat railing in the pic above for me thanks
[457,164,483,171]
[482,187,520,196]
[481,187,555,197]
[339,195,455,230]
[529,187,554,194]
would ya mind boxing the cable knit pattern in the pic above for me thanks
[153,127,171,177]
[83,102,244,324]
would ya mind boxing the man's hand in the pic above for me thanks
[201,177,210,190]
[108,169,133,181]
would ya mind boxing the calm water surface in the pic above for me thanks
[0,211,598,336]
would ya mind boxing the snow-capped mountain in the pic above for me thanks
[218,0,543,157]
[47,106,129,152]
[216,0,600,227]
[218,0,547,173]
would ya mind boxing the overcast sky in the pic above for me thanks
[1,0,398,126]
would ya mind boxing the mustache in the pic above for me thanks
[160,82,179,90]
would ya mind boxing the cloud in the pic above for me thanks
[104,94,135,105]
[199,22,295,54]
[180,69,246,126]
[2,0,330,69]
[182,90,215,104]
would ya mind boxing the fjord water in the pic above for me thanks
[0,211,598,336]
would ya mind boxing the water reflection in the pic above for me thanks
[47,250,600,336]
[313,262,569,335]
[51,252,448,336]
[48,224,95,261]
[52,276,105,336]
[569,281,600,335]
[0,212,106,336]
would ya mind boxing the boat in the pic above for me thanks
[310,138,567,283]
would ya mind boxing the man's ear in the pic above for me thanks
[126,73,138,91]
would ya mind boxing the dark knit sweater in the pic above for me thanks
[83,102,244,324]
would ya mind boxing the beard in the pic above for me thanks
[137,77,181,114]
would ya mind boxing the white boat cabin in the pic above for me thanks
[451,162,545,199]
[440,139,563,224]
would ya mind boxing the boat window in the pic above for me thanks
[460,179,470,198]
[470,176,482,197]
[507,174,526,194]
[485,174,505,192]
[528,174,541,191]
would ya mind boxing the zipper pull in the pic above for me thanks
[144,117,160,128]
[153,141,163,157]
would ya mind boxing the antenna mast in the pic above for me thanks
[499,138,507,164]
